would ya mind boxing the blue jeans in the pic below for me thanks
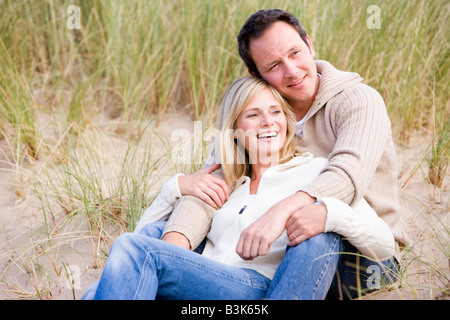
[83,221,397,300]
[85,222,271,300]
[266,232,398,299]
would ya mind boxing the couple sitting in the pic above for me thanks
[83,9,407,300]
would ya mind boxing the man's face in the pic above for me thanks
[249,21,319,113]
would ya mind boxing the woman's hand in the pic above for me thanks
[235,207,288,260]
[235,192,306,260]
[235,191,319,260]
[177,164,229,209]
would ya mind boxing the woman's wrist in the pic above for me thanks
[283,191,316,213]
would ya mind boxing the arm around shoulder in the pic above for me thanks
[303,84,392,206]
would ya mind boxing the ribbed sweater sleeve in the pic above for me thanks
[163,195,215,250]
[302,83,391,206]
[162,165,221,250]
[320,197,395,260]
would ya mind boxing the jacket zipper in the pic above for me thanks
[238,205,247,214]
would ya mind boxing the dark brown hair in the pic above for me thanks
[237,9,309,78]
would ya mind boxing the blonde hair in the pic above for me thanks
[215,76,299,191]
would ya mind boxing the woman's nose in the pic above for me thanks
[260,113,274,126]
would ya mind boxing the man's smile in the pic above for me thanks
[287,75,306,88]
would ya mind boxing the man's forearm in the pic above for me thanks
[161,231,191,250]
[272,191,316,220]
[288,191,316,210]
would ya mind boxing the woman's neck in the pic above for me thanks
[249,157,278,194]
[250,163,270,182]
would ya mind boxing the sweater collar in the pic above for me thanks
[234,152,315,191]
[308,60,363,118]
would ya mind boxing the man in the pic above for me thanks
[163,9,408,299]
[234,9,410,299]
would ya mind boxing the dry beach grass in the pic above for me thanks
[0,0,448,299]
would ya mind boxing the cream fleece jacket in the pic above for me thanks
[135,154,395,279]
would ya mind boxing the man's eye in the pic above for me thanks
[268,63,278,71]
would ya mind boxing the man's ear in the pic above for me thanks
[306,35,316,58]
[248,69,256,76]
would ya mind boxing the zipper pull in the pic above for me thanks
[238,205,247,214]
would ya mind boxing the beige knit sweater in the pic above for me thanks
[162,60,409,251]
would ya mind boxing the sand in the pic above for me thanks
[0,111,448,300]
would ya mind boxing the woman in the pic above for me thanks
[85,77,395,300]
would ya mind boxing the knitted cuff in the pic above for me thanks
[163,195,216,250]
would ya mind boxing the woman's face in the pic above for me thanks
[235,87,287,164]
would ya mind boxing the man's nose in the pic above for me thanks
[284,60,298,79]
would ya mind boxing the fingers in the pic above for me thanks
[203,163,221,174]
[285,210,310,246]
[196,189,220,209]
[235,234,246,259]
[203,184,226,208]
[202,164,229,201]
[285,211,298,231]
[200,165,229,200]
[209,175,229,201]
[285,203,327,246]
[236,228,271,260]
[235,207,289,260]
[178,166,229,208]
[287,230,307,247]
[198,177,229,208]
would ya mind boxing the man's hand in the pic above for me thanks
[285,202,327,246]
[177,164,229,209]
[235,191,315,260]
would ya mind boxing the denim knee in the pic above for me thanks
[309,232,341,245]
[137,221,166,238]
[299,232,343,253]
[109,233,136,258]
[111,232,172,259]
[266,232,344,299]
[283,232,343,261]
